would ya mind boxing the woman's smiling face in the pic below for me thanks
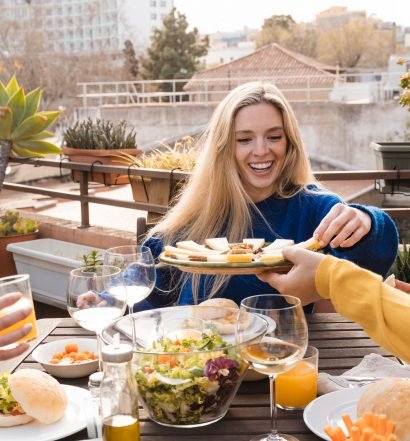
[234,101,287,202]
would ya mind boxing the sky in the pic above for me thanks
[173,0,410,34]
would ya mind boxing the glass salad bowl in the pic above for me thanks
[101,305,268,428]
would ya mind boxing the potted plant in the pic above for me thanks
[0,76,62,190]
[0,210,39,277]
[114,136,197,207]
[62,118,141,185]
[371,57,410,192]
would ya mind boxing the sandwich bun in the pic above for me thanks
[0,412,33,427]
[357,378,410,441]
[9,369,68,425]
[194,298,252,334]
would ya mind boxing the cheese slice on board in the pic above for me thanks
[293,237,321,250]
[259,251,284,263]
[243,238,265,251]
[262,239,294,252]
[205,237,230,252]
[176,240,220,254]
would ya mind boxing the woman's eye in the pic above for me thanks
[268,135,282,141]
[237,137,252,143]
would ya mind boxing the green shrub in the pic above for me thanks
[0,210,38,236]
[389,241,410,282]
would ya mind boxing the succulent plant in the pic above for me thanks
[63,118,138,150]
[0,76,62,190]
[0,210,39,237]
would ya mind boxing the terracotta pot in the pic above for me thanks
[62,147,141,185]
[0,231,38,277]
[130,174,185,207]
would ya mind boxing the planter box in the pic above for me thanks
[6,239,104,309]
[62,147,140,185]
[0,231,38,277]
[370,142,410,193]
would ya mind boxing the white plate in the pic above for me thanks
[0,384,90,441]
[303,387,368,440]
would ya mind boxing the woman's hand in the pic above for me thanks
[395,280,410,293]
[257,247,325,305]
[0,292,33,361]
[313,203,371,248]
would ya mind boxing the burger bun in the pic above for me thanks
[357,378,410,441]
[9,369,67,425]
[0,412,33,427]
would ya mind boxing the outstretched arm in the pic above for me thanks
[258,247,410,362]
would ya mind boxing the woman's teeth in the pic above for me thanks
[249,161,273,171]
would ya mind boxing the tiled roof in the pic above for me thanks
[185,43,337,90]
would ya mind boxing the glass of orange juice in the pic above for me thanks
[276,345,318,410]
[0,274,39,347]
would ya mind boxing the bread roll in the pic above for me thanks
[194,298,253,334]
[9,369,68,425]
[0,412,33,427]
[357,378,410,441]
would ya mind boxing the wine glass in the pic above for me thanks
[67,265,127,368]
[104,245,156,314]
[240,294,308,441]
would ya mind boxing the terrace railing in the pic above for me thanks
[77,72,396,110]
[3,158,410,228]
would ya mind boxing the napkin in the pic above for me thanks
[318,353,410,395]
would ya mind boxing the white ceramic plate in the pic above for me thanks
[0,384,90,441]
[303,387,368,440]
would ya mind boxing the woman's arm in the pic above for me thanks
[316,254,410,363]
[259,247,410,363]
[138,236,180,311]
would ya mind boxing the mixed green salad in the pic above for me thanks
[0,372,24,417]
[135,332,245,425]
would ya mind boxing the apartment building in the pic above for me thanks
[0,0,174,55]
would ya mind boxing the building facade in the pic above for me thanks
[0,0,174,55]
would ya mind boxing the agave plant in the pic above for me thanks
[0,76,62,190]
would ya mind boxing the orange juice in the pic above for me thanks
[276,360,317,408]
[0,298,38,343]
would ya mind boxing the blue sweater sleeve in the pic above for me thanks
[135,235,179,312]
[330,203,398,277]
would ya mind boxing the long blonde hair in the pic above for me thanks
[149,81,315,302]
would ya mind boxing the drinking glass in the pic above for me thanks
[0,274,38,347]
[240,294,308,441]
[104,245,156,313]
[67,265,127,368]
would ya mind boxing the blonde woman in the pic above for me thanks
[139,82,398,311]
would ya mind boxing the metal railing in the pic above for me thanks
[77,72,397,109]
[3,158,410,228]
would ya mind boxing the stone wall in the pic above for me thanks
[101,101,409,169]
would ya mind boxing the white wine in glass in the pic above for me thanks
[240,294,308,441]
[67,265,127,368]
[104,245,156,312]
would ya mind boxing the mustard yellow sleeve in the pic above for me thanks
[315,255,410,362]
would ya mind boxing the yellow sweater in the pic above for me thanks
[315,255,410,363]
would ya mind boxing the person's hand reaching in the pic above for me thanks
[257,247,325,305]
[0,292,33,361]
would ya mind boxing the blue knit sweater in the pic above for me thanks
[139,186,398,311]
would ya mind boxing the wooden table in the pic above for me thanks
[16,314,392,441]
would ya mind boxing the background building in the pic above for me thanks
[0,0,174,55]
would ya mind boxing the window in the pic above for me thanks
[151,13,157,20]
[150,0,156,6]
[160,0,167,6]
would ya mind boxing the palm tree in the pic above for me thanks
[0,76,61,190]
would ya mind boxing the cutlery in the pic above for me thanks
[327,375,381,389]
